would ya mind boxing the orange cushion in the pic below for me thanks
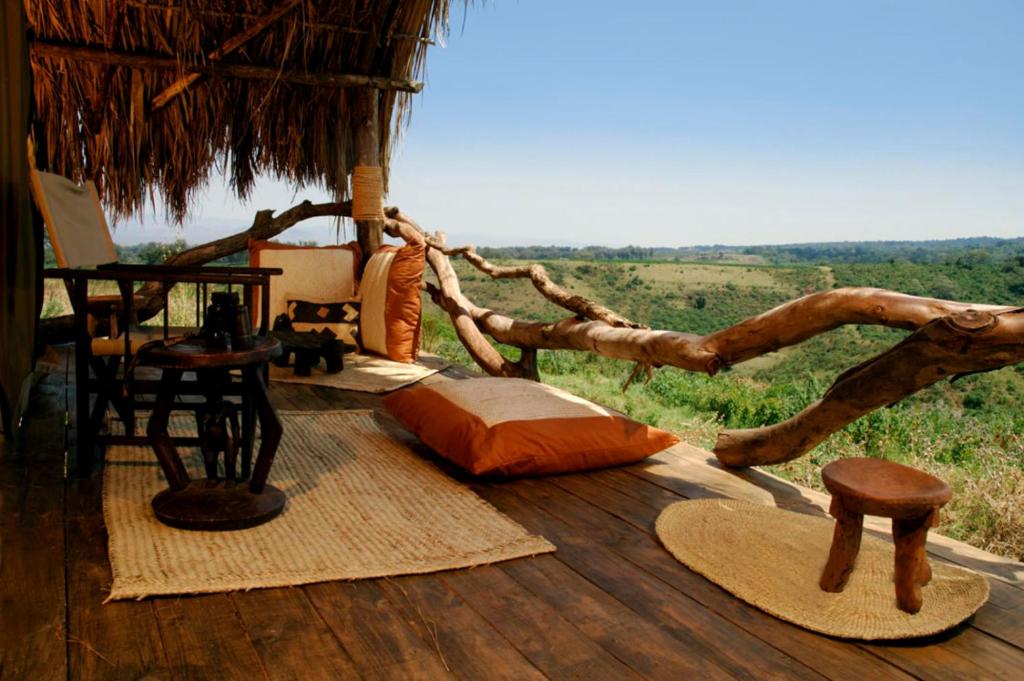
[383,378,680,477]
[359,243,425,363]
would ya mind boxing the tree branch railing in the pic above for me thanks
[41,199,1024,470]
[382,209,1024,468]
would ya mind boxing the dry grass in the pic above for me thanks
[43,279,218,329]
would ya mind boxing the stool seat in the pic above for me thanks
[822,457,951,519]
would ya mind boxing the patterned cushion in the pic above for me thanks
[286,298,360,346]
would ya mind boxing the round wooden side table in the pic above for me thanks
[139,336,286,531]
[819,457,952,613]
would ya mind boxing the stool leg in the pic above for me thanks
[820,496,864,592]
[892,509,937,614]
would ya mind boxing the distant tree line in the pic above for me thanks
[477,245,658,261]
[479,236,1024,265]
[43,235,1024,269]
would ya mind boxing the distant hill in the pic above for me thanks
[49,234,1022,268]
[478,236,1024,265]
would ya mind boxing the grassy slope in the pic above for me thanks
[421,258,1024,560]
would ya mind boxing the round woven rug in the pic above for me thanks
[656,499,989,640]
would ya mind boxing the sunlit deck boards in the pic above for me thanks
[4,361,1024,680]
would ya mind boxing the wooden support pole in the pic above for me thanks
[30,41,424,94]
[352,88,384,264]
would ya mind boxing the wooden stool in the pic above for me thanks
[819,458,951,614]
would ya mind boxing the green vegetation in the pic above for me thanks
[40,236,1024,559]
[421,251,1024,560]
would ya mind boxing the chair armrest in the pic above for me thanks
[45,264,281,285]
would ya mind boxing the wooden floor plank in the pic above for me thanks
[863,633,1019,681]
[0,462,67,681]
[304,579,456,680]
[230,588,363,681]
[485,482,829,681]
[871,623,1024,680]
[484,476,916,681]
[440,564,647,681]
[152,594,269,681]
[377,574,548,681]
[633,448,775,504]
[64,474,171,681]
[972,604,1024,649]
[500,553,743,680]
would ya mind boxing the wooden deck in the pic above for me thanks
[4,357,1024,680]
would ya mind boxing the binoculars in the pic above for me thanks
[203,291,254,351]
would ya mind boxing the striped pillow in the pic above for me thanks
[359,243,425,362]
[384,378,680,477]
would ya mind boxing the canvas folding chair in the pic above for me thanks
[30,170,164,436]
[31,171,280,471]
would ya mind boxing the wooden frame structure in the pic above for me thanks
[4,3,1024,678]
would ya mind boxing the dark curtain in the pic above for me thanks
[0,0,39,438]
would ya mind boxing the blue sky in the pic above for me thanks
[120,0,1023,247]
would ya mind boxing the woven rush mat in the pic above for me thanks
[656,499,989,640]
[103,410,553,601]
[269,353,448,393]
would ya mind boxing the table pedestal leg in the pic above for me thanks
[149,364,285,531]
[147,369,190,490]
[245,366,282,494]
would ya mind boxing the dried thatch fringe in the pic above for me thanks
[26,0,453,222]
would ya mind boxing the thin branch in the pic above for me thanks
[385,210,641,328]
[383,215,523,377]
[132,200,352,318]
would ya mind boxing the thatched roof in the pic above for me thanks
[25,0,453,221]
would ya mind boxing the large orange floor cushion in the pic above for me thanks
[359,242,425,362]
[383,378,680,477]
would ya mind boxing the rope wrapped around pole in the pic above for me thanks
[351,166,384,221]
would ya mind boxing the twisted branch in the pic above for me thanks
[41,197,1021,470]
[384,207,1024,467]
[714,309,1024,466]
